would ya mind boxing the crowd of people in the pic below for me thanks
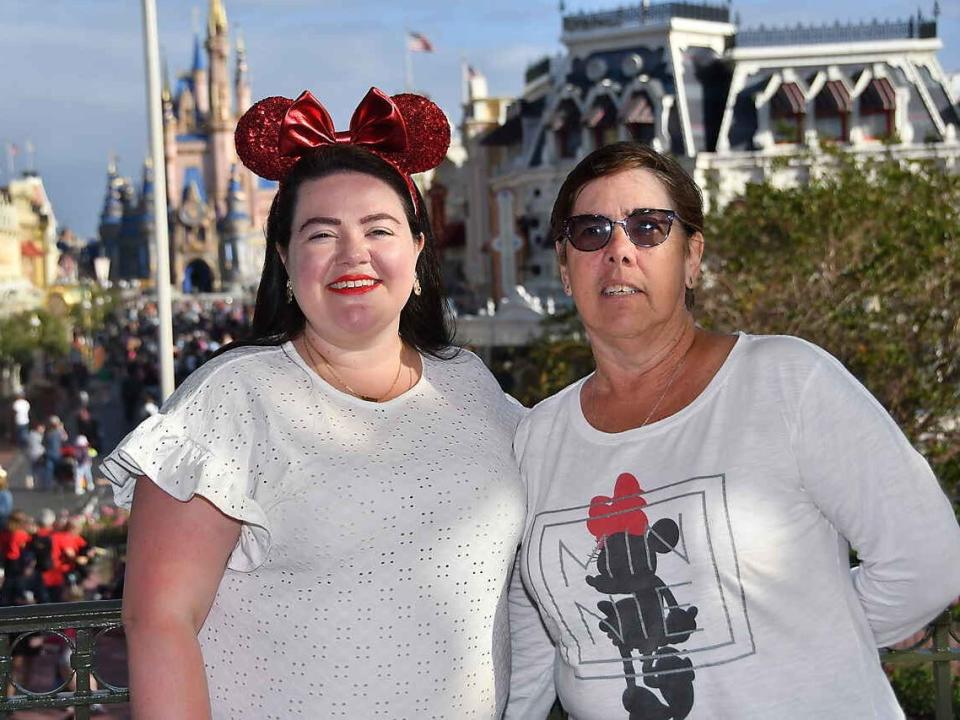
[0,508,110,605]
[1,296,255,614]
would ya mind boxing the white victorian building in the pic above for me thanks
[452,1,958,343]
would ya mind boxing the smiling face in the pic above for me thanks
[279,171,423,348]
[559,168,703,343]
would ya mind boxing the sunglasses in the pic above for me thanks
[561,208,686,252]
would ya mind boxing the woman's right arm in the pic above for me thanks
[123,476,241,720]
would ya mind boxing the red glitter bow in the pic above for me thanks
[278,88,409,159]
[235,86,451,213]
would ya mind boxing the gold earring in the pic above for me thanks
[413,276,422,296]
[286,279,294,304]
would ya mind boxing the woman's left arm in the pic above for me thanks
[793,356,960,647]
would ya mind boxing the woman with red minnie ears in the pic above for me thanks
[103,88,525,719]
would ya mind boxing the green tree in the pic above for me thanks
[699,152,959,496]
[0,309,71,367]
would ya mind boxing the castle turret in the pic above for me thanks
[191,34,210,117]
[218,164,251,288]
[206,0,233,218]
[139,158,157,278]
[98,157,124,278]
[235,29,251,114]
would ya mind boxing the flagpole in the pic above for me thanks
[404,35,414,92]
[140,0,175,402]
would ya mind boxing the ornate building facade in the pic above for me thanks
[459,1,959,310]
[99,0,274,293]
[0,173,57,314]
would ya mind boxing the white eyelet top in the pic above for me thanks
[103,342,526,719]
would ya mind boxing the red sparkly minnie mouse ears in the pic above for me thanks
[235,87,450,211]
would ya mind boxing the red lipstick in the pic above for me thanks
[327,274,381,295]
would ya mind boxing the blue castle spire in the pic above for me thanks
[192,33,207,72]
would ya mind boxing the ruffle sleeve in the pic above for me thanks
[101,413,271,572]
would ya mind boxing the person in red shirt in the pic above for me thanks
[0,511,38,605]
[51,518,91,595]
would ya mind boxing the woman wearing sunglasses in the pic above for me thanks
[506,142,960,719]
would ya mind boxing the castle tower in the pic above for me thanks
[218,164,252,288]
[97,157,124,279]
[235,30,251,113]
[191,34,210,117]
[162,62,180,212]
[139,158,158,278]
[205,0,233,218]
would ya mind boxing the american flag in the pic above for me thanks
[407,31,434,53]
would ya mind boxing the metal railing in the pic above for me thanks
[881,608,959,720]
[0,601,951,717]
[0,600,128,719]
[734,17,938,47]
[563,1,730,33]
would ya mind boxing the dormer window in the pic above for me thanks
[623,93,655,145]
[860,77,896,141]
[551,100,582,159]
[585,96,619,149]
[814,80,851,143]
[771,82,805,144]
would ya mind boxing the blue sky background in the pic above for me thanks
[0,0,956,239]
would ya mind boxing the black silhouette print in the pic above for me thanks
[586,472,698,719]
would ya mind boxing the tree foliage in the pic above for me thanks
[699,152,959,493]
[0,309,71,367]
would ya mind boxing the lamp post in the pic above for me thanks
[140,0,175,402]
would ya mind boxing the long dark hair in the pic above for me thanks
[218,145,455,358]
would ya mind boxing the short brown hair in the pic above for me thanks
[550,143,704,309]
[550,142,704,250]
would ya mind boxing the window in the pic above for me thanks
[584,97,619,148]
[860,77,896,141]
[551,101,582,159]
[770,82,806,144]
[814,80,851,143]
[623,93,656,145]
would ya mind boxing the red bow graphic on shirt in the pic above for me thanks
[278,87,409,158]
[587,472,649,540]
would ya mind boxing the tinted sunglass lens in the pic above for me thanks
[625,212,669,247]
[569,218,611,251]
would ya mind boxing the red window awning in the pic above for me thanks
[772,81,806,117]
[816,80,852,115]
[861,77,896,113]
[584,104,607,129]
[623,94,655,124]
[20,241,44,258]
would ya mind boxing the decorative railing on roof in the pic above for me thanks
[734,16,937,48]
[563,1,730,33]
[525,56,552,85]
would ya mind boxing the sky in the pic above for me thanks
[0,0,956,239]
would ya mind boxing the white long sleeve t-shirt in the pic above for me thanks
[507,333,960,720]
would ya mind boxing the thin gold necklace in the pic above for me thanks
[301,334,404,403]
[592,342,691,431]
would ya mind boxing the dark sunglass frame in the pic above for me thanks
[561,208,683,252]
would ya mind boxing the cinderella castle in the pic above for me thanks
[98,0,275,292]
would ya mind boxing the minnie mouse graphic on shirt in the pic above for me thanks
[586,473,699,719]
